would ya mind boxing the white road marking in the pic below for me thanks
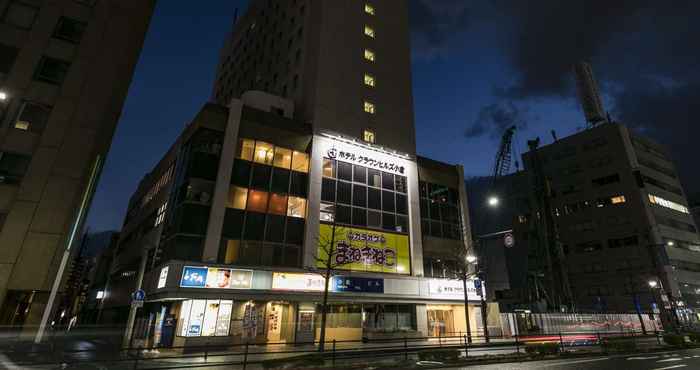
[651,365,687,370]
[0,354,20,370]
[628,356,660,360]
[537,357,610,367]
[657,358,683,363]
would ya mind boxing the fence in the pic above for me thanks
[0,329,663,369]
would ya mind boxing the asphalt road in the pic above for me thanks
[446,348,700,370]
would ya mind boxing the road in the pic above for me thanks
[446,348,700,370]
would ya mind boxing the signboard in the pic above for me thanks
[272,272,325,291]
[428,279,481,301]
[333,276,384,293]
[180,266,253,289]
[157,266,169,289]
[327,147,406,175]
[504,233,515,248]
[132,289,146,302]
[317,225,410,274]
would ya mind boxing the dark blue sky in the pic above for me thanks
[86,0,700,232]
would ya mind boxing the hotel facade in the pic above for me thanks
[101,0,493,348]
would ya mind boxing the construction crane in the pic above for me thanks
[492,126,517,182]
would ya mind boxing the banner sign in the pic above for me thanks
[272,273,325,291]
[180,266,253,289]
[428,279,482,301]
[333,276,384,293]
[317,225,410,274]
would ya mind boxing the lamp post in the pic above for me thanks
[646,240,682,332]
[648,280,659,327]
[466,255,490,343]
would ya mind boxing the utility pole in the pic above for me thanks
[122,248,149,348]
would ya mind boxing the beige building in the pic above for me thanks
[0,0,155,331]
[212,0,416,155]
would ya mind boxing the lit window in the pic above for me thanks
[648,194,689,214]
[223,240,240,264]
[320,203,335,222]
[14,121,29,130]
[288,197,307,218]
[363,130,375,143]
[237,139,255,161]
[323,158,335,178]
[611,195,626,204]
[365,3,375,15]
[364,49,375,62]
[291,151,309,173]
[246,190,269,213]
[273,146,292,169]
[269,193,289,215]
[364,101,375,114]
[155,202,168,227]
[364,25,375,38]
[364,74,375,87]
[227,186,248,209]
[253,141,274,165]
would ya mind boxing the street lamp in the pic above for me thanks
[0,91,7,101]
[487,196,499,207]
[648,280,658,289]
[466,255,477,264]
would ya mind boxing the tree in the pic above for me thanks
[308,217,352,352]
[443,243,481,343]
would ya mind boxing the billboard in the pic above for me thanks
[180,266,253,289]
[333,276,384,293]
[272,272,325,291]
[428,279,482,301]
[317,224,410,274]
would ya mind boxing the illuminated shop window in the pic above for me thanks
[237,138,255,161]
[364,49,375,62]
[273,146,292,169]
[364,101,375,114]
[291,151,309,173]
[253,141,274,165]
[320,203,335,222]
[288,196,307,218]
[365,3,375,15]
[323,158,335,178]
[246,190,269,213]
[178,299,233,337]
[364,25,375,38]
[227,186,248,210]
[364,74,375,87]
[363,129,375,143]
[268,193,289,215]
[611,195,626,204]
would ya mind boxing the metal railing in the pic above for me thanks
[0,329,666,369]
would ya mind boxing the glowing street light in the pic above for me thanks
[0,91,7,101]
[487,196,499,207]
[666,241,675,247]
[466,255,477,264]
[648,280,658,288]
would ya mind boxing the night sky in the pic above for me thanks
[85,0,700,232]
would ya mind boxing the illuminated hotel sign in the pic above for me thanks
[180,266,253,289]
[272,272,325,291]
[326,147,405,175]
[428,279,482,301]
[318,225,410,274]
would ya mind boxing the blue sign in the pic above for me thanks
[474,279,482,296]
[132,289,146,301]
[333,277,383,293]
[180,266,208,288]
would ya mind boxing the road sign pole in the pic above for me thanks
[122,250,148,349]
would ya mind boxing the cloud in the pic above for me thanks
[408,0,473,60]
[466,101,526,139]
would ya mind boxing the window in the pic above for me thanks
[363,129,375,143]
[364,25,375,38]
[34,57,71,85]
[368,169,381,187]
[610,195,626,204]
[0,44,19,75]
[253,141,274,165]
[268,193,288,215]
[364,49,375,62]
[323,159,335,178]
[273,146,292,169]
[648,194,690,214]
[0,152,31,185]
[237,139,255,161]
[2,1,38,29]
[178,299,233,337]
[154,202,168,227]
[13,102,51,133]
[291,151,309,172]
[246,190,269,213]
[287,196,306,218]
[365,3,375,15]
[320,203,334,222]
[364,101,375,114]
[53,17,87,43]
[364,74,375,87]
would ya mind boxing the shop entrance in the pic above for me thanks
[266,302,294,343]
[427,306,455,337]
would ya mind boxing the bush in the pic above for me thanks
[603,338,637,352]
[262,354,324,369]
[418,349,461,362]
[663,334,685,347]
[688,332,700,343]
[524,342,560,356]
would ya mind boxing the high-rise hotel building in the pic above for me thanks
[105,1,489,347]
[0,0,155,332]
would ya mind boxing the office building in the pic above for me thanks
[0,0,155,332]
[503,123,700,316]
[104,0,495,348]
